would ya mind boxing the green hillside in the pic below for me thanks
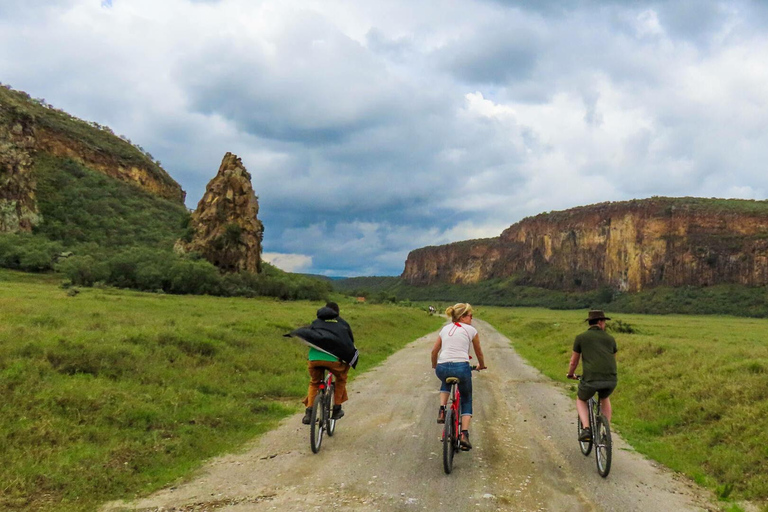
[0,84,177,189]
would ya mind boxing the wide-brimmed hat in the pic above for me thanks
[585,310,611,322]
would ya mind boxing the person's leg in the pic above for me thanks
[435,364,452,422]
[576,381,595,440]
[327,362,349,404]
[301,361,325,424]
[599,397,612,422]
[303,361,325,407]
[457,363,473,449]
[576,398,590,427]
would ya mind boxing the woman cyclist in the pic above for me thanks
[431,303,486,450]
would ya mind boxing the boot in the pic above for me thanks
[301,407,312,425]
[460,430,472,451]
[331,405,345,420]
[437,406,446,424]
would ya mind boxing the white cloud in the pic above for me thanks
[262,252,313,273]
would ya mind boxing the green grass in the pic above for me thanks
[479,306,768,505]
[0,269,443,511]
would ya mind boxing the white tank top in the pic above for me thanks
[437,322,478,364]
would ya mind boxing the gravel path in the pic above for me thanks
[103,319,718,512]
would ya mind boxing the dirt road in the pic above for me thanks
[104,320,717,511]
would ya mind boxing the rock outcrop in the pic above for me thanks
[0,85,185,234]
[402,197,768,292]
[0,111,39,232]
[177,152,264,273]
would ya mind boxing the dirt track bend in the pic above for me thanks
[104,319,718,512]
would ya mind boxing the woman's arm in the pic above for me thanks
[431,336,442,369]
[471,334,486,369]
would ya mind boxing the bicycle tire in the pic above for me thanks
[309,392,324,454]
[442,407,455,474]
[577,415,593,456]
[327,383,337,437]
[595,415,612,477]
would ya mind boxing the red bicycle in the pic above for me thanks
[442,365,479,474]
[309,370,337,454]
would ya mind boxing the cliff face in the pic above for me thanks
[402,198,768,292]
[177,152,264,273]
[0,111,39,232]
[0,85,185,233]
[35,128,185,203]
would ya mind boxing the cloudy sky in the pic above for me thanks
[2,0,768,276]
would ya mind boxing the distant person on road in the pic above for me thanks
[431,303,486,451]
[567,310,618,442]
[286,302,359,425]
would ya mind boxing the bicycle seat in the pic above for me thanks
[445,377,460,384]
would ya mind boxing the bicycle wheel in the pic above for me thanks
[577,415,593,456]
[442,407,455,474]
[309,392,324,454]
[326,383,337,437]
[595,415,612,477]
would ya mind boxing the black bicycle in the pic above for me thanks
[574,376,612,477]
[309,370,337,453]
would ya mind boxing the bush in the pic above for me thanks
[56,255,109,286]
[0,233,63,272]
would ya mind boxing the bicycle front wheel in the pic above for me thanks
[442,408,455,474]
[326,383,337,436]
[309,392,324,454]
[595,415,612,477]
[578,415,593,456]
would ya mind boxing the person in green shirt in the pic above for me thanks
[567,310,618,442]
[298,302,357,425]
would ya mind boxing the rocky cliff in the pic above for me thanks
[177,152,264,273]
[0,109,39,232]
[0,85,185,233]
[402,198,768,292]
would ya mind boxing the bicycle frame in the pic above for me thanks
[309,369,337,454]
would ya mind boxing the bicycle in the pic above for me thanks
[574,376,612,477]
[309,369,337,454]
[441,366,479,474]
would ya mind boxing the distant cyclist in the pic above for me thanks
[431,303,486,450]
[567,310,618,442]
[286,302,359,425]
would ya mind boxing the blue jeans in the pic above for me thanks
[435,361,473,416]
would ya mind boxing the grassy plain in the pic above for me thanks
[0,269,443,511]
[479,306,768,507]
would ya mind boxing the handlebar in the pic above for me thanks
[567,374,581,380]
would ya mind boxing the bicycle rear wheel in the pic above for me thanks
[577,415,593,456]
[595,415,612,477]
[442,408,455,474]
[326,383,337,436]
[309,392,324,454]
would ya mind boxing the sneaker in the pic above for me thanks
[301,407,312,425]
[460,430,472,451]
[437,406,446,424]
[578,427,592,442]
[331,405,345,420]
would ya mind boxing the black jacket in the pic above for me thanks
[285,307,359,368]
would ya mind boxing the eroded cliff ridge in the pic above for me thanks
[402,198,768,292]
[0,85,185,233]
[177,152,264,273]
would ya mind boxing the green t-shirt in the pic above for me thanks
[573,326,617,382]
[308,347,339,362]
